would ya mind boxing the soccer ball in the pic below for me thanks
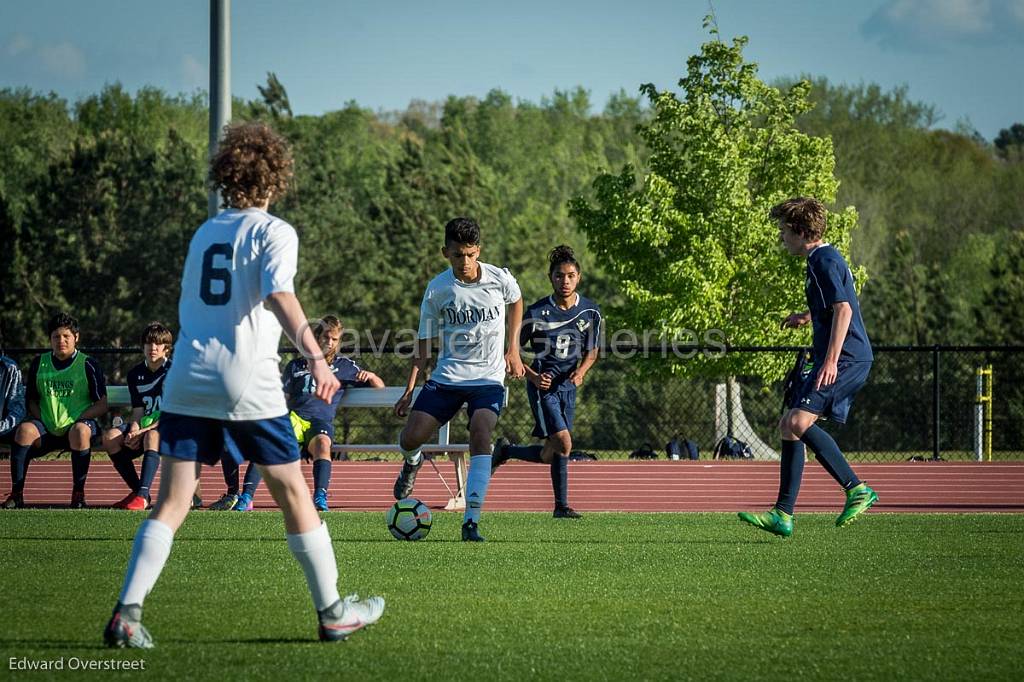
[386,497,432,541]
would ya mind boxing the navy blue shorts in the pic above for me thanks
[411,380,505,425]
[158,412,300,467]
[789,360,871,424]
[24,418,101,454]
[527,383,576,438]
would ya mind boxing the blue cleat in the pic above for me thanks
[233,492,253,511]
[313,488,329,512]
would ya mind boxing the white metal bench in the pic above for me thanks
[105,385,474,510]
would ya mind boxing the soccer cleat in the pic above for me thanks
[123,494,148,511]
[70,491,87,509]
[836,483,878,527]
[490,437,511,474]
[191,494,203,509]
[233,492,253,511]
[461,520,486,542]
[737,507,793,538]
[313,488,329,512]
[103,603,154,649]
[208,493,239,511]
[2,492,25,509]
[318,594,385,642]
[112,492,135,509]
[392,457,423,500]
[553,506,582,519]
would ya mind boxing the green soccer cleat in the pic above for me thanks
[737,507,793,538]
[836,483,878,527]
[208,493,239,511]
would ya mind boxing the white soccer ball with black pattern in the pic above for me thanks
[386,497,432,541]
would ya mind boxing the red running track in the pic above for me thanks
[3,460,1023,513]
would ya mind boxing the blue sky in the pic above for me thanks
[1,0,1021,139]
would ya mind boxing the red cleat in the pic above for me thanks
[112,493,136,509]
[123,494,149,511]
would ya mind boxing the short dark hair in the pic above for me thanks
[140,322,173,347]
[769,197,827,241]
[548,244,581,278]
[46,312,79,337]
[444,217,481,247]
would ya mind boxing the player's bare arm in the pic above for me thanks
[524,365,553,390]
[78,395,109,422]
[782,311,812,329]
[395,338,431,417]
[505,297,525,379]
[569,347,599,386]
[265,291,340,404]
[356,370,385,388]
[816,302,853,390]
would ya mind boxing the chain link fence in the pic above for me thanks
[5,346,1021,462]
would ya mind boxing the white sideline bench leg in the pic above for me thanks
[443,452,466,511]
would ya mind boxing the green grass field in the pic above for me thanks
[2,511,1022,680]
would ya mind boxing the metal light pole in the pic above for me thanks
[209,0,231,217]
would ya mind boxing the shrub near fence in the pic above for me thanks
[4,346,1021,462]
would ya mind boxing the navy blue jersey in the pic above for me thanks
[521,294,602,391]
[25,351,106,403]
[282,355,367,423]
[127,359,171,419]
[805,245,873,364]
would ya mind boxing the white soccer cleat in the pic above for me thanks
[317,594,385,642]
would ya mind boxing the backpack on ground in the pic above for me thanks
[628,443,659,460]
[713,436,753,460]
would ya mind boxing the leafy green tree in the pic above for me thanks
[570,27,858,380]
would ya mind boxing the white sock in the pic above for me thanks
[463,454,493,524]
[400,442,422,466]
[287,522,340,611]
[119,519,174,606]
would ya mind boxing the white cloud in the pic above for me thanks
[5,34,33,57]
[39,41,86,78]
[181,54,206,90]
[862,0,1024,50]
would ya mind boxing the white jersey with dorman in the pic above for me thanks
[417,262,522,387]
[162,208,295,420]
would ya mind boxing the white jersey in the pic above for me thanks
[417,262,521,386]
[162,208,296,420]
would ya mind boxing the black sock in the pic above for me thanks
[800,425,861,490]
[507,444,544,463]
[775,441,805,515]
[551,456,569,509]
[109,451,140,490]
[71,448,91,494]
[313,459,332,492]
[10,443,31,494]
[138,450,160,499]
[221,456,240,495]
[242,462,262,497]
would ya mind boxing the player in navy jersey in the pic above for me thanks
[738,197,877,538]
[217,315,383,512]
[3,312,107,509]
[102,322,173,511]
[491,245,601,518]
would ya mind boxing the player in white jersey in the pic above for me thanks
[392,217,525,542]
[104,122,383,649]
